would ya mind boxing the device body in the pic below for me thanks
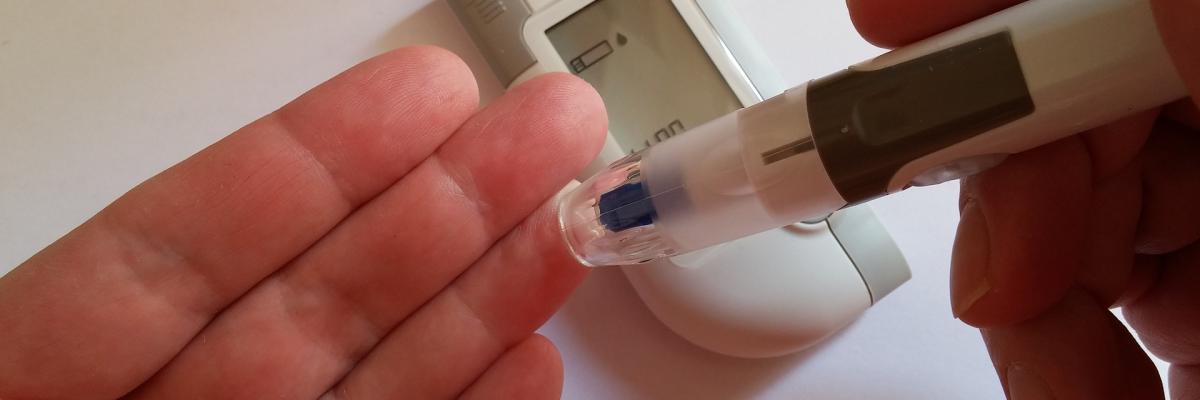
[451,0,910,358]
[559,0,1187,266]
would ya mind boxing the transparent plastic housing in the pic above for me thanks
[559,90,846,267]
[559,154,679,266]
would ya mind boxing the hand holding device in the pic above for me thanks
[560,0,1188,267]
[855,0,1200,398]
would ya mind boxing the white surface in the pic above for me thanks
[0,1,1092,399]
[621,213,873,359]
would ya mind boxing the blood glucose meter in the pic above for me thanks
[449,0,911,358]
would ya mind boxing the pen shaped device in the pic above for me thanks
[559,0,1188,267]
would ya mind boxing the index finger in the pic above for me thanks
[846,0,1025,48]
[0,46,478,399]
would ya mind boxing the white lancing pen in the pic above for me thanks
[558,0,1188,267]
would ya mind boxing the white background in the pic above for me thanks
[0,1,1166,398]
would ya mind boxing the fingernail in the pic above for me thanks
[950,199,991,318]
[1006,364,1055,400]
[957,177,975,213]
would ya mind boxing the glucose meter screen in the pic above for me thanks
[547,0,743,153]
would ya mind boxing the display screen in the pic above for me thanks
[546,0,743,153]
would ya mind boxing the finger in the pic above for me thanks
[458,334,564,400]
[1080,108,1158,182]
[0,46,478,399]
[1136,120,1200,254]
[1075,161,1143,306]
[129,74,605,399]
[951,137,1091,326]
[1171,365,1200,400]
[1113,255,1161,308]
[981,291,1163,400]
[1150,0,1200,104]
[846,0,1024,48]
[1123,243,1200,365]
[328,194,589,399]
[1065,109,1158,307]
[1163,99,1200,131]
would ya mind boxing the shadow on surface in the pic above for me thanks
[558,268,847,399]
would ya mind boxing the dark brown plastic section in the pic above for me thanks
[807,31,1034,204]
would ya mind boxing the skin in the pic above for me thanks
[1,2,1196,399]
[847,0,1200,398]
[0,46,607,399]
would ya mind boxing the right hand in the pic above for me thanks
[848,0,1200,398]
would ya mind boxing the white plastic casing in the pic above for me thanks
[626,86,846,255]
[565,0,1189,268]
[622,218,869,359]
[878,0,1186,191]
[456,0,910,358]
[556,88,848,266]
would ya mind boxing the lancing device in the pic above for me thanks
[558,0,1188,267]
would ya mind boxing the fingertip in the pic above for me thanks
[459,334,565,400]
[1123,244,1200,365]
[269,45,482,201]
[522,71,603,107]
[982,291,1163,400]
[373,45,478,88]
[527,334,565,397]
[1135,120,1200,254]
[508,72,609,164]
[1113,255,1161,307]
[317,45,481,127]
[952,138,1091,327]
[362,45,481,126]
[846,0,1026,48]
[844,0,919,48]
[361,44,482,134]
[519,72,608,129]
[950,198,991,319]
[526,333,565,382]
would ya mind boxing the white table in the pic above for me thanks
[1,1,1161,398]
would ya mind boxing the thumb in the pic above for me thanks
[949,138,1092,327]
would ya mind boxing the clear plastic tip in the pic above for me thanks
[559,153,678,267]
[560,89,849,267]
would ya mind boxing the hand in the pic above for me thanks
[849,0,1200,398]
[0,46,607,399]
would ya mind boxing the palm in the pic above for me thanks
[0,46,607,399]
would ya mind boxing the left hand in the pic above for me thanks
[0,46,608,399]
